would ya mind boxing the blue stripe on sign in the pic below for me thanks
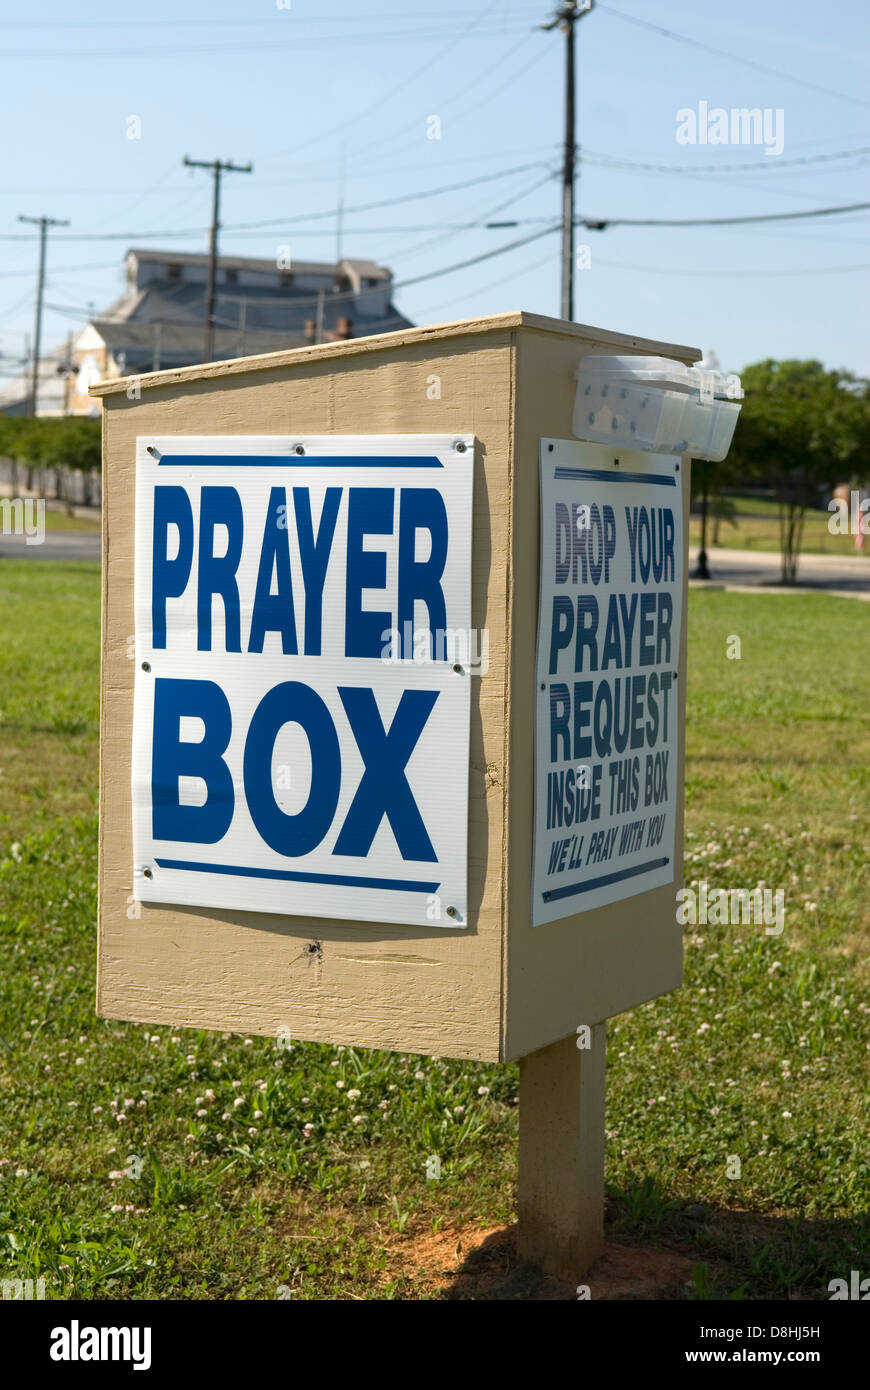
[156,455,444,468]
[155,858,440,894]
[543,856,669,903]
[553,467,676,486]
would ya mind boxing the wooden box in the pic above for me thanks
[93,311,698,1062]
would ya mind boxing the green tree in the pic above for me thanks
[728,359,870,582]
[0,416,101,506]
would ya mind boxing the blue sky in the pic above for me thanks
[1,0,868,381]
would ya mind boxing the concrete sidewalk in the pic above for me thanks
[689,546,870,601]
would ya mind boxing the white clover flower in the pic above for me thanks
[351,1114,366,1124]
[233,1097,245,1109]
[477,1085,490,1096]
[346,1088,361,1101]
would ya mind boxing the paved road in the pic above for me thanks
[689,546,870,599]
[0,530,101,562]
[2,532,867,600]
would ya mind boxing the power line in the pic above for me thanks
[597,3,870,112]
[413,249,559,319]
[339,27,545,169]
[0,25,531,61]
[579,201,870,229]
[581,145,870,176]
[594,256,870,279]
[0,144,561,196]
[379,170,557,264]
[393,224,562,291]
[265,0,511,162]
[0,260,119,279]
[0,162,553,242]
[0,10,532,27]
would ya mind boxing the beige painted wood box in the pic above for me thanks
[93,311,698,1064]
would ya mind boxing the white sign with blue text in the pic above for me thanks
[532,440,683,926]
[132,435,473,928]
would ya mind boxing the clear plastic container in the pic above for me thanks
[573,355,742,460]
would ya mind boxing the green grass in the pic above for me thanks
[0,561,867,1300]
[0,561,100,835]
[41,510,101,533]
[689,493,862,557]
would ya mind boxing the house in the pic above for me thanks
[0,248,412,416]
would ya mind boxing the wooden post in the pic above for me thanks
[517,1023,606,1283]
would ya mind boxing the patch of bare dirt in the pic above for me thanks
[387,1223,700,1300]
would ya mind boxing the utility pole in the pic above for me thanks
[692,348,721,580]
[18,213,69,415]
[336,142,347,265]
[183,156,253,363]
[540,1,594,321]
[315,287,326,346]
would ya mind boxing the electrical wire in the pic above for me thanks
[340,27,542,168]
[0,162,554,243]
[593,255,870,278]
[581,145,870,176]
[385,170,557,264]
[0,25,531,62]
[412,248,558,319]
[263,0,510,163]
[579,201,870,229]
[597,3,870,112]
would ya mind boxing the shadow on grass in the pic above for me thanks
[435,1182,868,1300]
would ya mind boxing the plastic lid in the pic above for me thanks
[576,355,695,389]
[576,355,743,400]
